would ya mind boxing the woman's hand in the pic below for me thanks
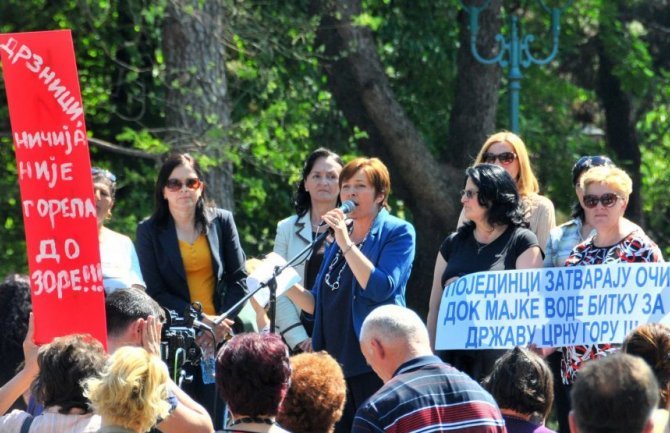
[320,208,351,249]
[196,314,234,353]
[297,338,313,353]
[22,313,39,375]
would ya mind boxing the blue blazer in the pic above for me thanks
[311,208,416,351]
[136,208,248,316]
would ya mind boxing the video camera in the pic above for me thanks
[160,303,203,372]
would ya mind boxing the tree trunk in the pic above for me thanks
[162,0,234,210]
[312,0,503,315]
[595,42,643,223]
[446,2,502,167]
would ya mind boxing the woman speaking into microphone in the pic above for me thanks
[286,157,416,433]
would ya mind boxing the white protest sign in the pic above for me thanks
[246,252,301,308]
[435,263,670,350]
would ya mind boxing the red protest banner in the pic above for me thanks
[0,30,107,347]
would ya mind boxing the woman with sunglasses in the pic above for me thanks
[559,166,663,381]
[459,131,555,251]
[427,164,544,380]
[136,153,248,427]
[92,167,145,294]
[273,148,343,353]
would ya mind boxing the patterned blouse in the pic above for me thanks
[560,230,664,384]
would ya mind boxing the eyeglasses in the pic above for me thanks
[92,167,117,183]
[165,178,202,192]
[460,189,478,200]
[583,193,621,209]
[482,152,517,165]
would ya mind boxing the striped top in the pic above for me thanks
[352,355,506,433]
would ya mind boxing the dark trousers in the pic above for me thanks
[335,371,383,433]
[181,363,224,429]
[548,351,571,433]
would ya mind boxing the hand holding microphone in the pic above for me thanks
[320,200,357,248]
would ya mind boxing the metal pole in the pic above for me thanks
[458,0,572,133]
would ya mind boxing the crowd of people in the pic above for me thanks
[0,130,667,433]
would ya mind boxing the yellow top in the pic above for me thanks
[179,234,216,315]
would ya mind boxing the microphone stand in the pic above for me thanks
[213,228,331,333]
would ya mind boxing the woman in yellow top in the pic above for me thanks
[136,153,248,428]
[458,131,555,251]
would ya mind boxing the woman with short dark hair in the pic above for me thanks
[483,347,556,433]
[427,164,544,380]
[216,333,291,433]
[0,317,105,432]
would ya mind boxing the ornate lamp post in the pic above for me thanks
[458,0,573,133]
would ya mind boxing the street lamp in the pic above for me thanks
[458,0,573,133]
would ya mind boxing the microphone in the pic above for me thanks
[192,318,214,334]
[317,200,357,226]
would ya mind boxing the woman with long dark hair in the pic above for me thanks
[274,148,343,352]
[427,164,544,380]
[136,153,248,427]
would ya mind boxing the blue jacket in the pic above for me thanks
[311,208,416,350]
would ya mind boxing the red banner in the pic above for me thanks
[0,30,107,347]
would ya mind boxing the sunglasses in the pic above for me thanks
[460,189,478,200]
[92,167,117,183]
[583,193,621,209]
[482,152,517,165]
[166,177,202,192]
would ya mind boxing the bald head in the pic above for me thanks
[361,305,431,355]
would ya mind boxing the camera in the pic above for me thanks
[160,303,203,372]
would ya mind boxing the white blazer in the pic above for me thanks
[273,212,315,349]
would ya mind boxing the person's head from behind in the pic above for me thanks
[85,346,170,433]
[475,131,538,196]
[152,153,210,227]
[482,346,554,424]
[92,167,117,227]
[569,354,658,433]
[0,274,31,386]
[31,334,106,414]
[294,148,344,217]
[277,351,346,433]
[339,157,391,211]
[570,155,615,220]
[623,323,670,409]
[359,304,432,383]
[105,288,164,352]
[461,164,526,230]
[216,333,291,418]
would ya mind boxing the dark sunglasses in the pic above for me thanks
[583,193,621,209]
[92,167,117,183]
[482,152,517,165]
[166,177,202,192]
[460,189,478,200]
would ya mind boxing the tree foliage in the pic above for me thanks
[1,0,669,305]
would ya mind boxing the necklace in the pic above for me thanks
[230,417,275,426]
[324,238,366,291]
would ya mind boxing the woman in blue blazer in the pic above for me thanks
[286,157,416,433]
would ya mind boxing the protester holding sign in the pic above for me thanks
[93,167,145,294]
[543,155,617,433]
[558,165,664,426]
[274,148,343,353]
[544,156,615,268]
[285,157,416,433]
[427,164,544,380]
[136,153,249,428]
[459,131,555,252]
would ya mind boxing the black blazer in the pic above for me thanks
[136,208,248,317]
